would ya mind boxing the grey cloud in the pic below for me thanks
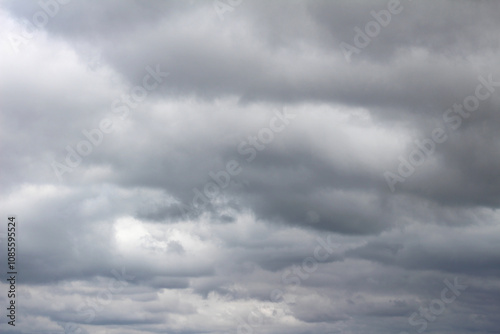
[1,1,500,333]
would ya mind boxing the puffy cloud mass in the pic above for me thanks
[1,0,500,333]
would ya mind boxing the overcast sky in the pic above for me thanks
[1,0,500,333]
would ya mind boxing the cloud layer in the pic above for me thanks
[1,1,500,333]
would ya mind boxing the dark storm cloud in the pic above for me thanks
[1,0,500,333]
[8,0,498,215]
[3,0,500,215]
[346,223,500,276]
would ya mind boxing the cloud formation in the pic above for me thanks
[1,1,500,333]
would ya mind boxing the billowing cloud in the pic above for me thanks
[1,1,500,333]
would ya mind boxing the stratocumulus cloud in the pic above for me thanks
[1,1,500,333]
